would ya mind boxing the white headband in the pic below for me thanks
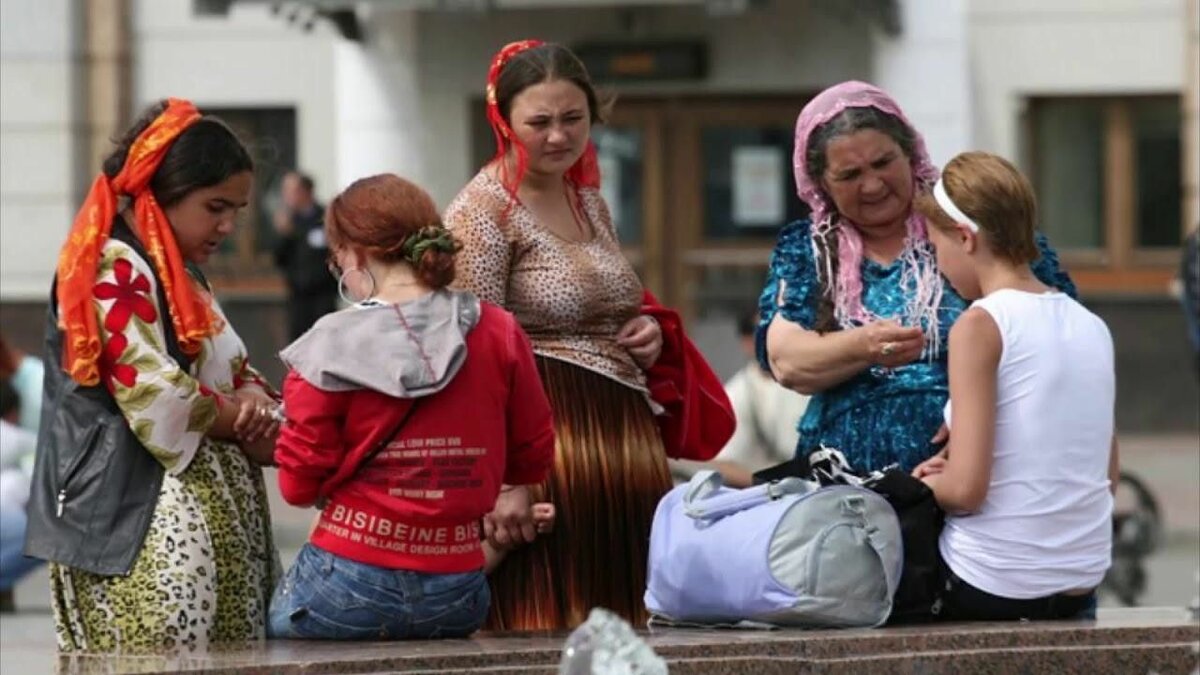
[932,177,979,232]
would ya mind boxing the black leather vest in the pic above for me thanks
[24,219,197,576]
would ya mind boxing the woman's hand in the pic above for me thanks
[617,315,663,370]
[240,434,277,467]
[232,388,280,443]
[484,485,537,549]
[912,446,949,479]
[930,423,949,447]
[858,320,925,368]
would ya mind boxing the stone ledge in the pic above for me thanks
[49,608,1200,675]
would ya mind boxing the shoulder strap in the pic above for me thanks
[683,470,814,521]
[317,398,421,501]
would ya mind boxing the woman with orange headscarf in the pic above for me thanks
[445,41,673,630]
[24,99,281,652]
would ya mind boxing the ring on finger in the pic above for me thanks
[881,341,896,356]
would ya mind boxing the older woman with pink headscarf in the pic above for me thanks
[756,81,1075,472]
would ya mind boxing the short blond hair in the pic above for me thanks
[915,151,1039,265]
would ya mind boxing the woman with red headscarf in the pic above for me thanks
[24,100,281,652]
[445,41,670,630]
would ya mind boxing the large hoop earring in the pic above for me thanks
[337,267,376,305]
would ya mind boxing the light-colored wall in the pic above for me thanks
[0,0,82,300]
[132,0,340,201]
[872,0,972,167]
[9,0,1185,302]
[333,8,426,192]
[968,0,1185,160]
[412,1,876,206]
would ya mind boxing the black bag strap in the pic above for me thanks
[317,398,421,502]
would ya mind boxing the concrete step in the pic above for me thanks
[10,608,1197,675]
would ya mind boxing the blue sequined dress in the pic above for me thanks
[755,219,1076,472]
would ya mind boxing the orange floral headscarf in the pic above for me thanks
[485,40,602,204]
[56,97,217,385]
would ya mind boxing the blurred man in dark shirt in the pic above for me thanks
[274,171,339,341]
[1181,227,1199,377]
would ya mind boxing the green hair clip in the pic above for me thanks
[401,226,459,267]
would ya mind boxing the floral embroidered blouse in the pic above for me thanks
[93,239,272,475]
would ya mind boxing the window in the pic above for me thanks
[1029,96,1183,288]
[699,126,809,240]
[593,126,645,245]
[200,106,298,284]
[1030,100,1105,249]
[1133,99,1183,248]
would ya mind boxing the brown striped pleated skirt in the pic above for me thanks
[484,356,673,631]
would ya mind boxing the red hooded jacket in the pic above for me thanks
[275,295,554,573]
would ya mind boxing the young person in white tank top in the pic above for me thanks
[911,152,1118,622]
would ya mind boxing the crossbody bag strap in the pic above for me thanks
[317,398,421,503]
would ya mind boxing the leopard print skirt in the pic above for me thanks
[50,440,280,653]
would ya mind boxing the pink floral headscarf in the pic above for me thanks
[794,81,944,353]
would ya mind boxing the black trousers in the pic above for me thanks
[287,291,338,341]
[933,557,1097,622]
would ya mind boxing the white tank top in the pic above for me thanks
[940,289,1114,599]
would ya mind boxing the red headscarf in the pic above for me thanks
[55,98,218,385]
[485,39,601,205]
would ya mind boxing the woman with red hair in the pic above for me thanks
[270,174,555,640]
[445,41,671,630]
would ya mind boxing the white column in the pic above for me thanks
[870,0,972,168]
[0,0,84,299]
[1185,0,1199,234]
[333,6,427,193]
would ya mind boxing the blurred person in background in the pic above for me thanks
[0,378,40,612]
[1180,227,1199,376]
[274,171,339,340]
[670,307,810,487]
[25,99,281,652]
[0,334,45,434]
[0,334,46,612]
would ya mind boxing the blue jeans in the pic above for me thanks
[268,544,490,640]
[0,507,43,591]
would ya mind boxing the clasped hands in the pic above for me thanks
[482,485,554,550]
[231,388,280,466]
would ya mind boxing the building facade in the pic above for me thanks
[2,0,1196,429]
